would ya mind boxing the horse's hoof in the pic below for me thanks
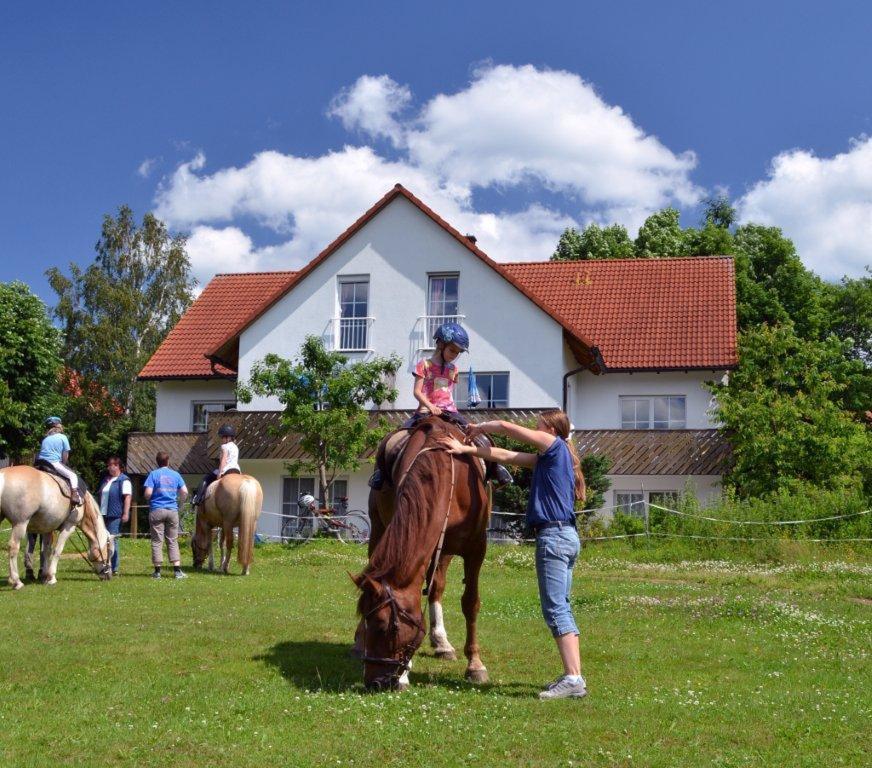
[25,569,35,582]
[46,576,57,586]
[434,649,457,661]
[465,667,489,685]
[396,680,410,692]
[12,580,24,591]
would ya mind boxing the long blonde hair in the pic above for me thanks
[539,410,586,503]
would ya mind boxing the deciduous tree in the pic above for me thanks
[239,336,402,506]
[0,282,64,462]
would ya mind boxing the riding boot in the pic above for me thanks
[471,435,513,486]
[368,469,384,490]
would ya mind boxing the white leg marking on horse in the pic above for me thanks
[429,601,456,657]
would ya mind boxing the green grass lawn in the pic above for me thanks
[0,537,869,768]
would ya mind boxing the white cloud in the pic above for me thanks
[137,157,158,178]
[737,137,872,279]
[328,75,412,146]
[155,64,705,282]
[406,65,701,214]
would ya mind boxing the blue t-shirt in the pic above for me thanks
[526,438,576,527]
[38,432,71,462]
[144,467,186,510]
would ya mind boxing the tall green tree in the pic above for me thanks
[238,336,402,506]
[552,223,635,261]
[47,207,195,430]
[634,208,689,258]
[702,195,737,229]
[0,282,65,462]
[710,324,871,498]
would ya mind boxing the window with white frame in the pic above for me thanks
[620,395,686,429]
[191,401,236,432]
[281,477,349,512]
[456,372,509,408]
[427,274,460,339]
[615,492,644,517]
[337,277,370,351]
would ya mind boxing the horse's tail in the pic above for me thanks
[236,477,261,567]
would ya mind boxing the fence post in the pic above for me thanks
[131,506,138,540]
[641,481,649,541]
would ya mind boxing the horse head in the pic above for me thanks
[80,493,113,579]
[191,510,211,569]
[353,572,426,691]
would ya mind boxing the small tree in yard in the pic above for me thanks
[238,336,402,506]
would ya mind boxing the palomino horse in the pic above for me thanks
[354,417,490,691]
[191,473,263,575]
[0,466,112,589]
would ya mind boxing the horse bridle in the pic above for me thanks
[361,581,427,682]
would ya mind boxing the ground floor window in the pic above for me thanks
[615,492,644,517]
[281,477,349,511]
[648,491,679,510]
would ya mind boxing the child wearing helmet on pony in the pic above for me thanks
[36,416,82,505]
[369,322,512,488]
[191,423,241,507]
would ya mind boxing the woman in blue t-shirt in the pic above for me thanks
[440,409,588,701]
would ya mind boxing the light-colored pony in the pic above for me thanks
[0,466,112,589]
[191,473,263,575]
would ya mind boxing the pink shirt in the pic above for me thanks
[414,359,458,413]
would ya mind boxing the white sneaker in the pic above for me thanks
[538,675,588,700]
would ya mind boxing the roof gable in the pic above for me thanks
[205,184,601,367]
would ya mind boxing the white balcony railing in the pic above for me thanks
[415,313,466,350]
[332,316,374,352]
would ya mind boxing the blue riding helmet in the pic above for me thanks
[218,424,236,438]
[433,322,469,352]
[45,416,62,428]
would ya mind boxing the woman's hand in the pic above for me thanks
[437,436,472,455]
[465,423,486,439]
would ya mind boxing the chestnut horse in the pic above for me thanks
[354,417,490,691]
[191,473,263,575]
[0,466,112,589]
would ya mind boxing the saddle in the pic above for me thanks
[34,460,85,507]
[375,424,486,490]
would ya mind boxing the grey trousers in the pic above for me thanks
[149,508,181,566]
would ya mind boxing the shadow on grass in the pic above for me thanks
[257,640,541,698]
[256,640,364,692]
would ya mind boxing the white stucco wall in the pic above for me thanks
[567,370,726,430]
[154,380,237,432]
[237,196,567,411]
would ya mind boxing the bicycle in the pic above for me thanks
[284,493,370,544]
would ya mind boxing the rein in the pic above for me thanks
[362,441,459,683]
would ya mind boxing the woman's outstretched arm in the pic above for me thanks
[467,420,556,453]
[438,436,538,469]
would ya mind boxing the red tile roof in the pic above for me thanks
[138,186,738,380]
[138,271,297,380]
[502,258,737,370]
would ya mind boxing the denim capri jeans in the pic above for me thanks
[535,523,581,637]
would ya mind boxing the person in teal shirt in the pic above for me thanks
[36,416,81,504]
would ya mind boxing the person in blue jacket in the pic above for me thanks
[97,456,132,575]
[440,409,588,700]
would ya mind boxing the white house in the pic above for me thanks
[129,185,737,536]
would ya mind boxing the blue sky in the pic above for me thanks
[3,1,871,302]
